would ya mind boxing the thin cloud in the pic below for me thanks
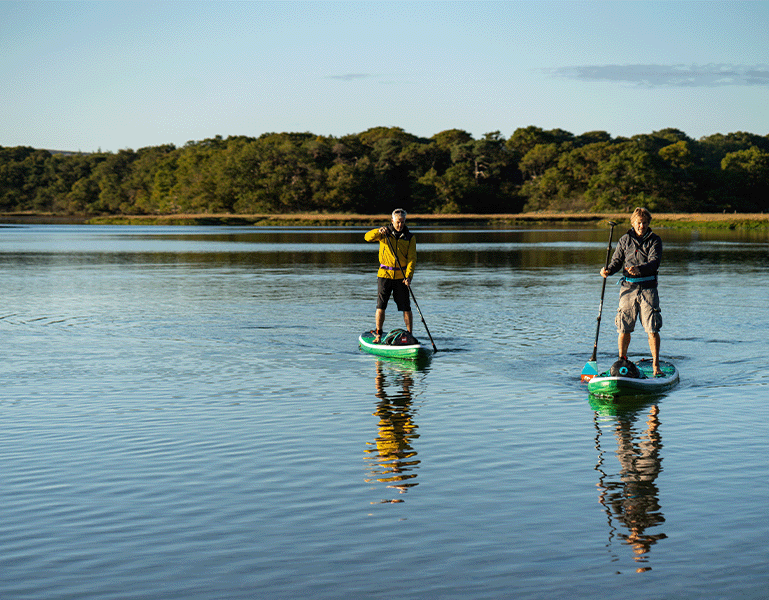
[545,64,769,87]
[326,73,415,85]
[327,73,375,81]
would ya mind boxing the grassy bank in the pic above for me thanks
[84,212,769,230]
[2,211,768,229]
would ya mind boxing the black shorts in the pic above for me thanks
[377,277,411,311]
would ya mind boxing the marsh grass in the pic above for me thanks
[3,211,768,229]
[88,212,768,229]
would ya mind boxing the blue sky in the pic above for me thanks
[2,1,768,152]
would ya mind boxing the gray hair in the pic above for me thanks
[631,207,652,223]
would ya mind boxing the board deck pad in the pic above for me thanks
[358,328,430,360]
[587,358,679,397]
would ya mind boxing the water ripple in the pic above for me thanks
[1,225,767,599]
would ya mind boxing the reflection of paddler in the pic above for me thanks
[365,360,420,501]
[593,402,666,572]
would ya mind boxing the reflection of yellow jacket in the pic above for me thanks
[365,227,416,280]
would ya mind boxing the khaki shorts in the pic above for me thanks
[615,285,662,334]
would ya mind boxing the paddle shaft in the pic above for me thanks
[589,221,617,362]
[383,232,438,352]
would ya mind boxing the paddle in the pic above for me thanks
[383,231,438,352]
[581,221,618,381]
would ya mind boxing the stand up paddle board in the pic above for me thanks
[358,328,430,360]
[587,358,679,397]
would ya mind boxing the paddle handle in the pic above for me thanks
[590,221,617,362]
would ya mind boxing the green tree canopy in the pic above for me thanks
[1,126,768,216]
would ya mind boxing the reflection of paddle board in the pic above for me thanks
[587,358,679,397]
[358,329,431,361]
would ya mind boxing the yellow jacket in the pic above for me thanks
[364,226,416,280]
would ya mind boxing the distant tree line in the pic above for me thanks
[2,126,768,216]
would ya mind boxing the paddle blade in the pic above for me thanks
[581,360,598,382]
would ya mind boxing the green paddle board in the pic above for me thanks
[358,328,431,360]
[587,358,679,398]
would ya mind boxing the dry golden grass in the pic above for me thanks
[3,211,768,227]
[92,211,769,221]
[100,211,769,225]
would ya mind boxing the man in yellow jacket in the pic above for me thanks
[364,208,416,343]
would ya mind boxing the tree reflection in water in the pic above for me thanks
[365,359,425,504]
[592,397,667,572]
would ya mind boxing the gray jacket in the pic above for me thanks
[606,229,662,289]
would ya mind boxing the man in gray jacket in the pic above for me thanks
[600,207,664,375]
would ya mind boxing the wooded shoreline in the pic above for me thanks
[2,211,768,229]
[3,129,769,218]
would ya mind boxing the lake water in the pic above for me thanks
[1,223,767,599]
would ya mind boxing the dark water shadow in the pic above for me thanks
[430,347,471,354]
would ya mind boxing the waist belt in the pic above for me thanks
[619,274,657,284]
[379,264,396,271]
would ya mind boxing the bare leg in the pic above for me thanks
[648,332,661,374]
[403,310,413,333]
[374,308,385,342]
[619,332,631,358]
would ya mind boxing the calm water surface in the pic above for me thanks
[1,224,767,599]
